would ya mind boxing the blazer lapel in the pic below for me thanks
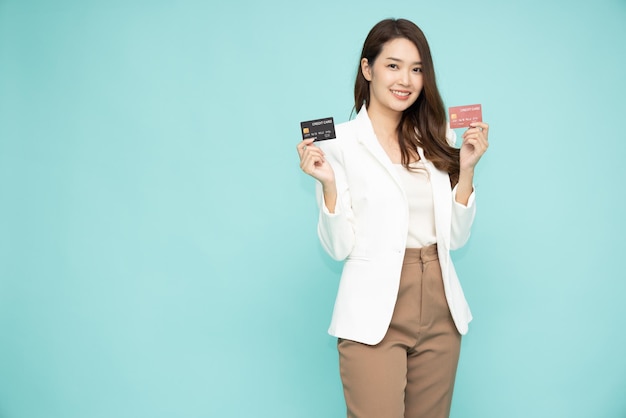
[354,107,405,196]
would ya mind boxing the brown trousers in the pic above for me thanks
[337,244,461,418]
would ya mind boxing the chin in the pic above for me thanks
[391,102,415,113]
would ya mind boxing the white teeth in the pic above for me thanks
[392,90,410,96]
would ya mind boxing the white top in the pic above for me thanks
[394,161,437,248]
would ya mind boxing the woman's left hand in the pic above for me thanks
[460,122,489,171]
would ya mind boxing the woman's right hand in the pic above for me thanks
[297,138,336,186]
[297,138,337,213]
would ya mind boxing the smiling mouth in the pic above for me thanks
[391,90,410,97]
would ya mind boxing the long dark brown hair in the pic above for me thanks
[354,18,460,186]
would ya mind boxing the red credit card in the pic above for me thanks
[448,104,482,129]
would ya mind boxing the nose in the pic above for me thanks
[398,69,410,86]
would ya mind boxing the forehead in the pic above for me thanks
[379,37,421,62]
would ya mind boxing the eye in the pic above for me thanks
[387,63,398,69]
[413,67,423,73]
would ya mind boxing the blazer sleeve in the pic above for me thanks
[448,124,477,250]
[450,185,476,250]
[315,141,356,261]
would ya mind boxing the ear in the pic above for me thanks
[361,58,372,81]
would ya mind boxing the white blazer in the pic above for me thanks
[316,106,476,345]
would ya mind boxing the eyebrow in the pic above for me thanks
[386,57,422,65]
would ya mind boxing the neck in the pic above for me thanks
[367,102,402,143]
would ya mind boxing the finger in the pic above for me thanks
[469,121,488,129]
[462,137,477,148]
[296,138,314,150]
[463,128,489,144]
[462,126,482,139]
[463,137,486,151]
[301,155,326,176]
[297,138,316,156]
[469,122,489,135]
[302,147,325,162]
[300,156,316,174]
[464,137,488,156]
[462,132,481,143]
[300,149,325,170]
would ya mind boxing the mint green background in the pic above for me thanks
[1,0,625,417]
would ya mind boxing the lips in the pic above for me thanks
[391,89,411,100]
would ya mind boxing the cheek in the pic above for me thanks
[372,78,389,94]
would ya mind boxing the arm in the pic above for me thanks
[455,167,475,206]
[450,121,489,249]
[456,121,489,205]
[298,138,356,260]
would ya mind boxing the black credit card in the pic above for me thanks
[300,117,336,142]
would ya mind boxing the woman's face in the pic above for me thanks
[361,37,423,116]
